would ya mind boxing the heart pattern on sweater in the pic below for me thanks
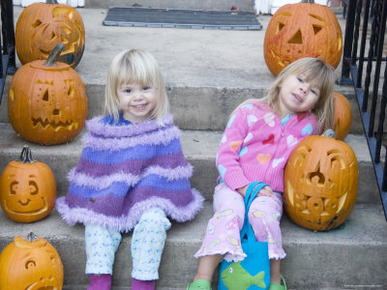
[229,141,242,151]
[257,153,272,164]
[264,112,275,127]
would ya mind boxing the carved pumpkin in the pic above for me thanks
[0,232,63,289]
[284,135,358,231]
[15,0,85,68]
[8,43,87,145]
[0,145,56,223]
[264,0,342,76]
[334,92,352,140]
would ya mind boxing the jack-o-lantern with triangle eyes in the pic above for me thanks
[0,146,57,223]
[264,0,343,76]
[284,135,358,231]
[15,0,85,68]
[0,232,64,289]
[8,43,87,145]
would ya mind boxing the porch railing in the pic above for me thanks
[340,0,387,219]
[0,0,16,105]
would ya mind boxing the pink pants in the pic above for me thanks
[195,183,286,262]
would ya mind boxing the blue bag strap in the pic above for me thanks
[240,181,268,238]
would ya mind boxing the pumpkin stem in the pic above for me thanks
[301,0,315,3]
[322,129,335,138]
[24,232,39,242]
[44,43,65,67]
[20,145,35,164]
[46,0,59,4]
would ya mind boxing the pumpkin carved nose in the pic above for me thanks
[288,29,302,44]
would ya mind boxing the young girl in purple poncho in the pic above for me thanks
[187,58,336,290]
[56,49,204,290]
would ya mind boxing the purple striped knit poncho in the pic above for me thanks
[56,114,204,233]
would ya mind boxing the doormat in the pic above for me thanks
[103,7,262,30]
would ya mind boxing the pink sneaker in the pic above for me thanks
[131,278,156,290]
[87,274,112,290]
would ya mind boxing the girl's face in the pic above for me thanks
[117,82,158,123]
[276,74,320,118]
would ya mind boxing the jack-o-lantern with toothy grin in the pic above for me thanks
[8,43,87,145]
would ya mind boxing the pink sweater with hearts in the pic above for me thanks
[216,101,318,192]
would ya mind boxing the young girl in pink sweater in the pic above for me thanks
[187,57,336,290]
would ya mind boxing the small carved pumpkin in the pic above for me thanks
[0,145,57,223]
[15,0,85,68]
[334,92,352,141]
[264,0,342,76]
[8,43,87,145]
[0,232,64,289]
[284,135,358,231]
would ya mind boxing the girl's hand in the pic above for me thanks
[237,184,274,197]
[258,186,274,197]
[237,185,248,197]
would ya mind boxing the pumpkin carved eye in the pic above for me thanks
[10,181,19,195]
[25,260,37,269]
[29,180,39,195]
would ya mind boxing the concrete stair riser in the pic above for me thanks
[81,0,255,11]
[0,78,366,134]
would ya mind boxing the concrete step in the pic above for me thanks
[0,123,381,205]
[0,201,386,289]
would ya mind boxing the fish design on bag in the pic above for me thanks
[221,262,266,289]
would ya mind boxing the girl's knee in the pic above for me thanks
[137,208,171,231]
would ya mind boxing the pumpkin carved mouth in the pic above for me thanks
[31,117,79,131]
[26,281,57,290]
[5,198,48,215]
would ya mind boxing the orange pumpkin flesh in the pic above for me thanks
[284,136,358,231]
[264,2,343,76]
[8,44,87,145]
[0,146,57,222]
[0,232,64,289]
[334,92,352,141]
[15,1,85,68]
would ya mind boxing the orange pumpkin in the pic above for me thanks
[0,232,63,289]
[8,43,87,145]
[284,135,358,231]
[15,0,85,68]
[334,92,352,140]
[0,145,57,223]
[264,0,342,76]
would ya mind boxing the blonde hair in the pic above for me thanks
[235,57,335,134]
[104,49,169,124]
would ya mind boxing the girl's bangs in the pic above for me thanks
[117,59,154,87]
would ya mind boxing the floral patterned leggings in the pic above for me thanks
[194,183,286,262]
[85,207,171,280]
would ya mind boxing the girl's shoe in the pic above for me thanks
[269,275,287,290]
[131,278,156,290]
[87,274,112,290]
[186,279,212,290]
